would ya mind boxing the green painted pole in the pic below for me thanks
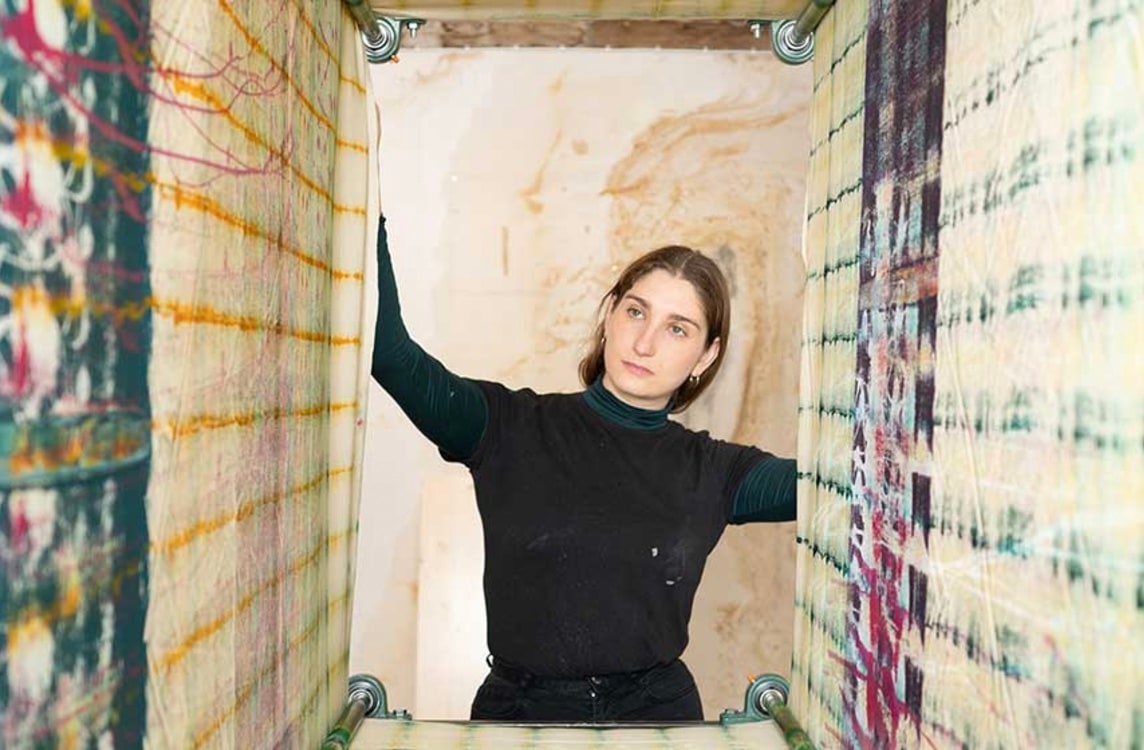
[760,689,817,750]
[793,0,837,40]
[320,699,368,750]
[322,675,397,749]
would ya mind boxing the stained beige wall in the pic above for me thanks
[350,47,810,720]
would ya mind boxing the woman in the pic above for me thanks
[371,216,796,723]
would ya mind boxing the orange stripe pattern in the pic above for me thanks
[156,528,351,674]
[143,1,373,748]
[153,466,352,557]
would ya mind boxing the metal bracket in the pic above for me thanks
[351,673,411,720]
[719,673,790,725]
[321,675,410,750]
[768,19,815,65]
[360,16,425,64]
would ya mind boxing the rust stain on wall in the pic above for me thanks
[412,52,482,87]
[519,129,564,214]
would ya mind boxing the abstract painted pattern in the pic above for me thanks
[2,0,1138,748]
[927,1,1142,747]
[795,1,1143,748]
[0,0,152,747]
[845,0,946,745]
[142,1,376,746]
[2,0,377,747]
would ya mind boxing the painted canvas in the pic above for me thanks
[1,1,377,746]
[794,1,1143,748]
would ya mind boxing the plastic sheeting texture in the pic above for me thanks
[794,1,1142,748]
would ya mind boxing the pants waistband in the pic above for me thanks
[486,655,666,690]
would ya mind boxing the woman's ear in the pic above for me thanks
[692,337,721,379]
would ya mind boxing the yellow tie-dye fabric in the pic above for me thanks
[145,2,377,746]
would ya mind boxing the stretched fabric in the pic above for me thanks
[1,2,154,746]
[0,1,378,747]
[144,2,378,746]
[926,3,1141,747]
[371,0,804,20]
[794,1,1143,748]
[792,0,868,742]
[354,719,792,748]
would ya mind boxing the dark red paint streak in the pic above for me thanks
[844,0,947,747]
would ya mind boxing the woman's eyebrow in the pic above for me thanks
[624,294,701,329]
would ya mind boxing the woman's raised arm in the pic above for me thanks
[371,216,487,460]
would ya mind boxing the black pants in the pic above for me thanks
[470,657,703,722]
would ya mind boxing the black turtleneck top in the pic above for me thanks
[371,217,796,677]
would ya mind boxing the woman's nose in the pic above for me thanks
[633,327,656,356]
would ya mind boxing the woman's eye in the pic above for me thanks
[670,325,688,337]
[626,306,644,319]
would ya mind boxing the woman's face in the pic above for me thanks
[601,269,720,410]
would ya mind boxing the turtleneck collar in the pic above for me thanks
[582,377,670,430]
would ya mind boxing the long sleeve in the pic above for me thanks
[371,216,487,460]
[729,454,797,524]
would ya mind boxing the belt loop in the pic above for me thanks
[489,655,534,689]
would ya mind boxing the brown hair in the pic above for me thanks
[578,245,731,413]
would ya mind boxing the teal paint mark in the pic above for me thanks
[805,255,860,281]
[795,472,856,501]
[812,28,869,95]
[809,105,866,159]
[799,331,860,347]
[806,179,863,221]
[796,404,855,420]
[796,536,851,577]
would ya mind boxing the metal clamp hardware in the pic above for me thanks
[750,0,835,65]
[769,19,815,65]
[721,674,816,750]
[359,16,425,64]
[721,673,786,724]
[321,674,410,750]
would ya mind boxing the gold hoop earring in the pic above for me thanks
[688,374,699,386]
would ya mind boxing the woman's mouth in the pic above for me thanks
[623,361,654,377]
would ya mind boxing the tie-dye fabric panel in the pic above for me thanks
[795,1,1143,748]
[143,1,376,746]
[792,0,868,743]
[845,0,947,745]
[2,1,376,747]
[928,2,1141,747]
[1,1,152,746]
